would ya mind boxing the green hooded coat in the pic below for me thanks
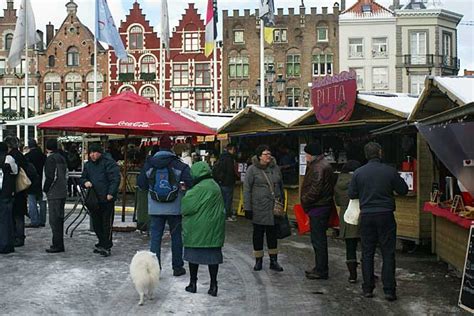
[181,161,226,248]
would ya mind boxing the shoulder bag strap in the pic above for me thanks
[261,169,275,197]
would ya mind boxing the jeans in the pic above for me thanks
[0,197,14,253]
[48,199,66,249]
[252,224,278,253]
[28,194,47,226]
[150,215,184,270]
[345,238,359,262]
[90,201,115,250]
[360,212,397,295]
[220,186,234,218]
[309,210,330,277]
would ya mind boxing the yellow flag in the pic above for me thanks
[264,27,274,44]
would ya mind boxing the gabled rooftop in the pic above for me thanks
[340,0,394,19]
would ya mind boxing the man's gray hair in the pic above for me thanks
[364,142,382,160]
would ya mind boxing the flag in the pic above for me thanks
[264,27,273,44]
[259,0,275,44]
[96,0,127,61]
[7,0,40,68]
[161,0,170,55]
[205,0,217,57]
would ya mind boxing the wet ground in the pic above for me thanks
[0,203,469,315]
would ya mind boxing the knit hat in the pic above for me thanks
[159,135,173,150]
[88,143,103,154]
[28,139,37,148]
[45,139,58,151]
[304,142,322,156]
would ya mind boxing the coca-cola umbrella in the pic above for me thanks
[38,92,215,221]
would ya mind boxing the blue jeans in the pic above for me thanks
[220,185,234,218]
[150,215,184,270]
[28,194,47,226]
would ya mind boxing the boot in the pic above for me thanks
[346,261,357,283]
[269,254,283,272]
[253,257,263,271]
[185,276,197,293]
[208,282,218,297]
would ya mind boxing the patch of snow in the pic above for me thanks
[434,77,474,104]
[247,105,313,126]
[358,92,419,117]
[179,108,235,130]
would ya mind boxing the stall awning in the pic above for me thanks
[178,108,235,131]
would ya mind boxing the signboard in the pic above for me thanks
[299,143,306,176]
[399,172,414,191]
[459,225,474,313]
[311,70,357,124]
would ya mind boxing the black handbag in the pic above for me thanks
[275,214,291,239]
[84,187,100,212]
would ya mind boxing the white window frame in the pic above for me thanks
[350,67,365,90]
[410,74,425,95]
[233,30,244,44]
[312,54,333,77]
[349,38,364,59]
[372,67,389,90]
[410,31,427,65]
[372,37,388,58]
[184,32,200,52]
[273,29,287,43]
[316,26,328,42]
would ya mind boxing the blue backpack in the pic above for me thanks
[148,166,179,202]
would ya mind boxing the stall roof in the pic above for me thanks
[357,92,419,118]
[409,76,474,121]
[178,108,235,131]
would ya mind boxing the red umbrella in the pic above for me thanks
[38,92,215,221]
[38,92,215,136]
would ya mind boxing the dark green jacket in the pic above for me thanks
[181,161,225,248]
[334,173,360,239]
[80,153,120,202]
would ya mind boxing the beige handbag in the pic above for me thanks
[16,167,31,193]
[261,170,285,217]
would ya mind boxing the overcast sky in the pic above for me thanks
[22,0,474,71]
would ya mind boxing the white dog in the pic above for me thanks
[130,250,161,305]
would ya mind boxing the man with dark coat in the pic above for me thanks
[300,142,335,280]
[0,142,18,254]
[25,139,47,228]
[4,136,28,247]
[43,139,68,253]
[349,142,408,302]
[213,144,238,221]
[80,143,120,257]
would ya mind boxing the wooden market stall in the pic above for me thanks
[409,76,474,272]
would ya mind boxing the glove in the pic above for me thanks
[244,210,253,220]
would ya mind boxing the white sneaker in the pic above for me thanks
[226,217,236,222]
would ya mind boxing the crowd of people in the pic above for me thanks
[0,134,409,300]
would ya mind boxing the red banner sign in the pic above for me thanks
[311,70,357,124]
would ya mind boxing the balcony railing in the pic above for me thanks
[403,54,434,67]
[119,73,135,82]
[441,56,460,70]
[140,72,156,81]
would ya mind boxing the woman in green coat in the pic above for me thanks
[181,161,225,297]
[334,160,361,283]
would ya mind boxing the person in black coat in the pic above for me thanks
[25,139,46,228]
[213,144,238,221]
[4,136,28,247]
[0,142,18,254]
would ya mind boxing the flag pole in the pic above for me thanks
[213,43,217,112]
[24,0,29,142]
[94,0,98,103]
[260,22,264,107]
[159,43,163,105]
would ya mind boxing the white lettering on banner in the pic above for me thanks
[96,121,170,127]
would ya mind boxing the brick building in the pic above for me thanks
[38,0,108,114]
[0,0,41,140]
[108,2,222,113]
[222,5,340,111]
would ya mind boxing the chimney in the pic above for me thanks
[7,0,13,10]
[392,0,400,10]
[46,23,54,47]
[341,0,346,11]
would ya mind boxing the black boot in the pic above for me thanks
[346,262,357,283]
[208,282,218,297]
[185,280,197,293]
[269,254,283,272]
[254,257,263,271]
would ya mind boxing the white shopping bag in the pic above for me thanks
[344,199,361,225]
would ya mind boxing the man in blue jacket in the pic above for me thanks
[348,142,408,302]
[137,135,193,276]
[81,143,120,257]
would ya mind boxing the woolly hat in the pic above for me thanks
[88,143,103,154]
[304,142,322,156]
[45,139,58,151]
[159,135,173,150]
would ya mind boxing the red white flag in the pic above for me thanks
[204,0,217,57]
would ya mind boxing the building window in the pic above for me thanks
[141,86,156,101]
[195,92,211,112]
[410,31,427,64]
[67,47,79,66]
[86,72,103,103]
[2,87,18,113]
[350,67,365,90]
[173,92,189,109]
[372,37,388,58]
[119,56,135,74]
[233,30,244,44]
[0,59,5,74]
[286,88,301,107]
[372,67,388,90]
[312,54,333,76]
[264,55,274,71]
[349,38,364,58]
[4,33,13,51]
[286,54,301,77]
[90,54,95,66]
[316,26,328,42]
[14,59,25,74]
[48,55,55,67]
[229,89,248,111]
[184,33,200,52]
[44,73,61,110]
[173,64,189,86]
[129,26,143,49]
[229,56,249,78]
[65,72,82,107]
[273,29,287,43]
[140,55,156,74]
[410,74,425,95]
[195,64,211,86]
[442,32,453,66]
[19,87,35,113]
